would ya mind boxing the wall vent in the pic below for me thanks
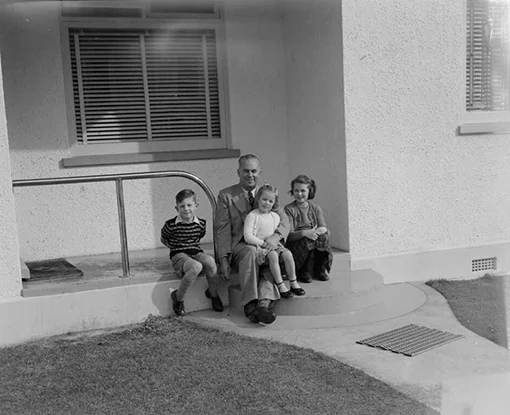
[471,257,497,272]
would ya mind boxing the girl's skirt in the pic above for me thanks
[286,233,333,273]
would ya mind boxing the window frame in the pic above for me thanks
[460,0,510,135]
[60,7,232,157]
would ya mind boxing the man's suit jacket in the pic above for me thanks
[214,183,290,260]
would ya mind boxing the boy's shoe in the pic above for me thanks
[205,289,224,312]
[171,290,185,316]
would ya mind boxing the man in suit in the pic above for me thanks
[214,154,290,324]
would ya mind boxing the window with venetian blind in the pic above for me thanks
[62,1,228,155]
[466,0,509,112]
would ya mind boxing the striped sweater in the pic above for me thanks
[161,216,206,258]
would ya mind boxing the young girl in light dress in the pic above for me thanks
[284,175,333,283]
[243,184,305,298]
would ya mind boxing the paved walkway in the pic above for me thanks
[187,282,510,415]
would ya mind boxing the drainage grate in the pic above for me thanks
[356,324,464,356]
[472,257,497,272]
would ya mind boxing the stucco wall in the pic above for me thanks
[342,0,510,260]
[283,0,349,251]
[0,52,22,299]
[0,1,289,261]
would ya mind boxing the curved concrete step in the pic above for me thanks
[189,283,428,330]
[229,268,385,316]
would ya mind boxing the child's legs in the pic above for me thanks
[280,248,303,289]
[195,252,219,296]
[267,250,283,285]
[280,249,297,280]
[315,233,333,273]
[173,254,203,301]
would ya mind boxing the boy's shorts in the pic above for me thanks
[171,252,212,278]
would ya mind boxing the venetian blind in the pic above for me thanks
[69,28,221,144]
[466,0,510,111]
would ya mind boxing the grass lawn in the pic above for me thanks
[426,274,508,348]
[0,316,435,415]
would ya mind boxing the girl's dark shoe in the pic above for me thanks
[205,289,224,312]
[314,250,330,281]
[317,272,330,281]
[290,287,306,296]
[280,291,294,298]
[297,271,313,283]
[288,278,306,296]
[277,282,294,298]
[171,290,185,316]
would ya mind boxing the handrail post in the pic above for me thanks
[115,178,130,278]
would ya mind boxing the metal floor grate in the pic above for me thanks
[356,324,464,356]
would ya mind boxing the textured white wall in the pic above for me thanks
[342,0,510,260]
[0,52,22,299]
[1,1,290,261]
[283,0,349,250]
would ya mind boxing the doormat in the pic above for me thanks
[25,258,84,281]
[356,324,464,356]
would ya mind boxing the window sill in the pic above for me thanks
[62,148,241,168]
[458,122,510,135]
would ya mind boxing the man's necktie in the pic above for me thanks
[248,191,255,209]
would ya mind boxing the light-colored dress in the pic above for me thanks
[244,210,282,265]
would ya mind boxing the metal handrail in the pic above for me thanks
[12,170,218,278]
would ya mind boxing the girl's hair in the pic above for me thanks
[254,184,279,211]
[289,174,317,200]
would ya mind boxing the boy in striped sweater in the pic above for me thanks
[161,189,223,316]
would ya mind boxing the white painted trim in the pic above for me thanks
[69,137,227,157]
[459,122,510,135]
[351,242,510,284]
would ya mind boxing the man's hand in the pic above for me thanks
[219,257,231,281]
[262,233,280,250]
